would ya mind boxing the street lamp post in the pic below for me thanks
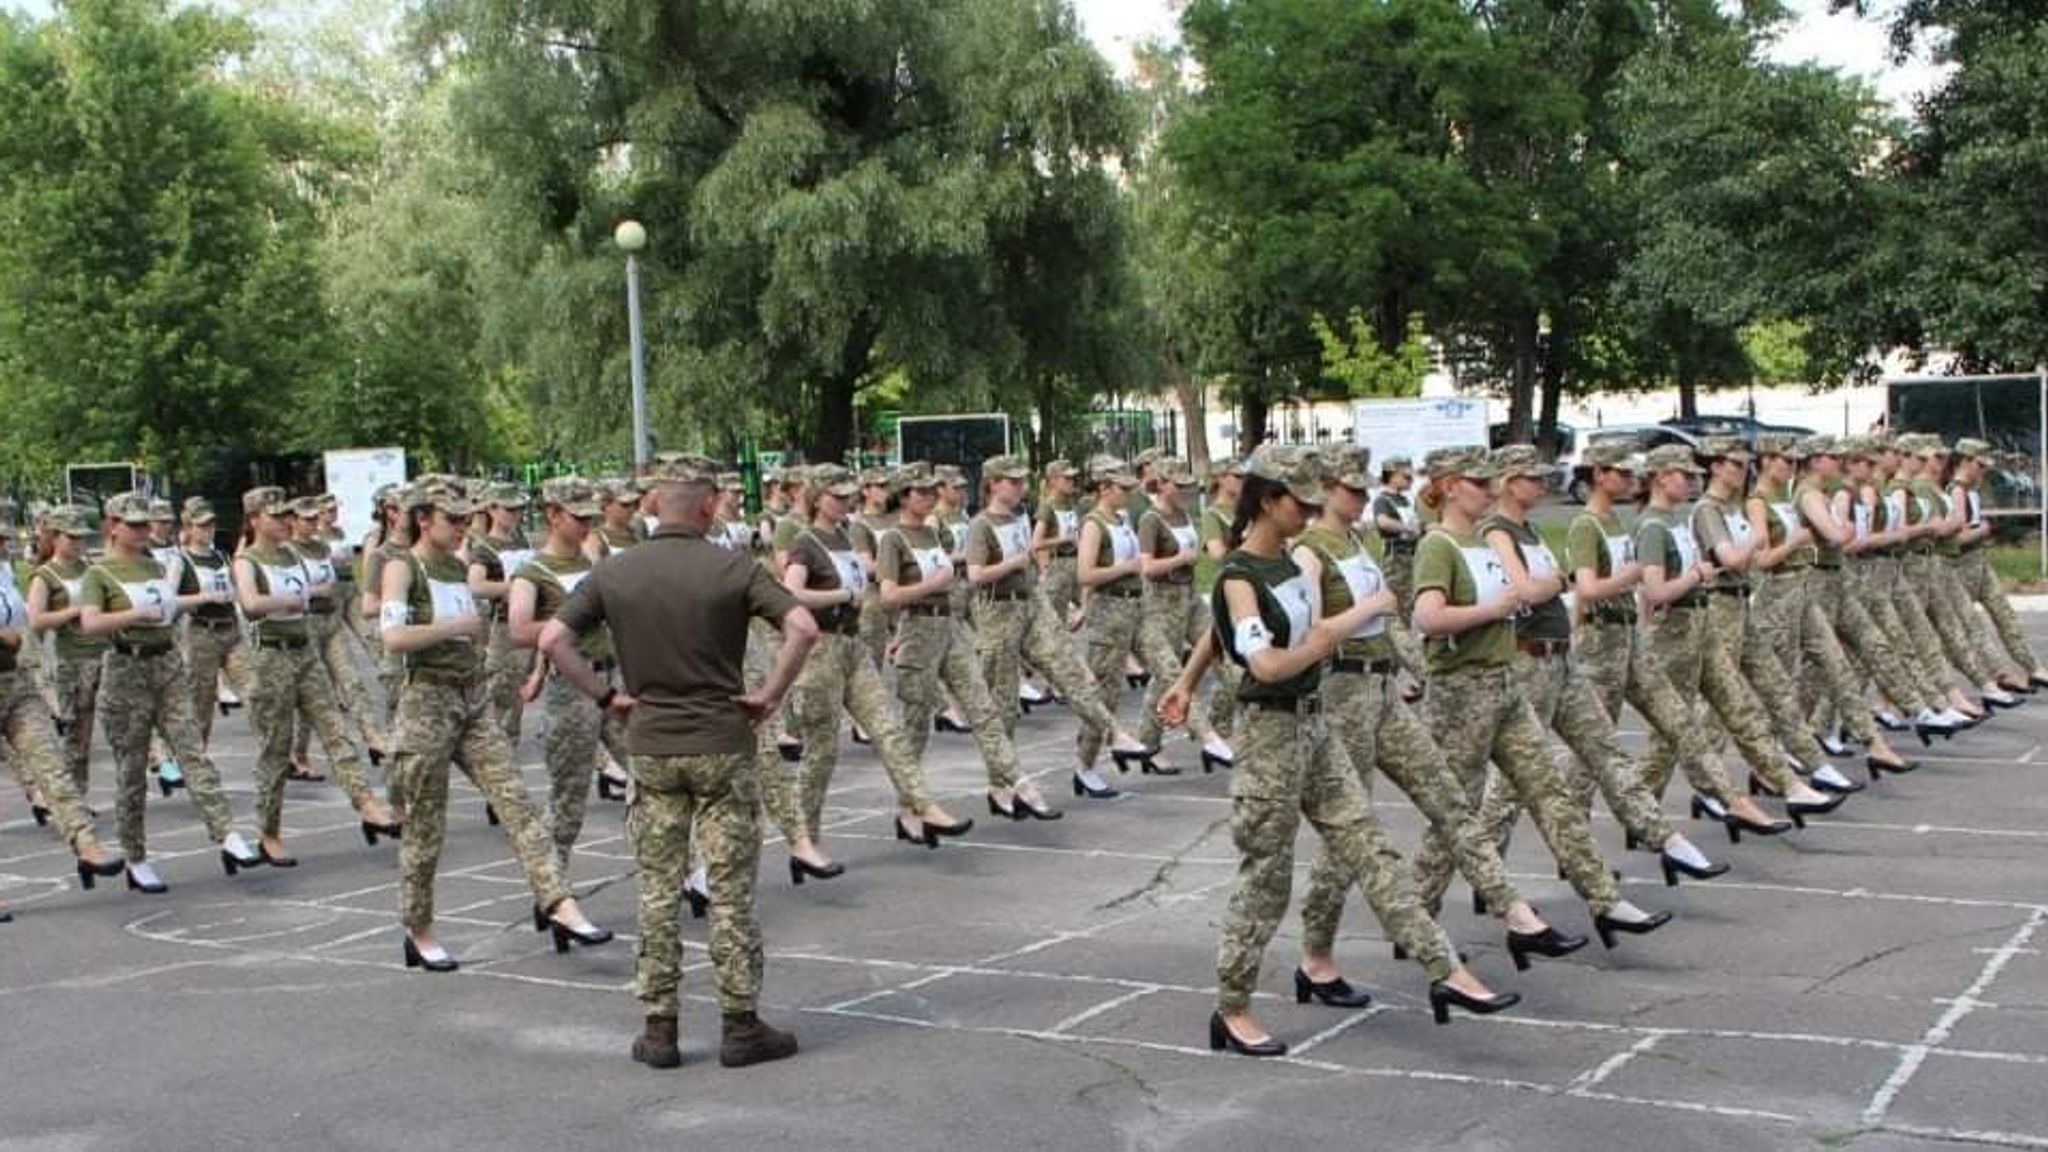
[615,220,650,471]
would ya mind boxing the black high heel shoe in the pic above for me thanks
[367,747,386,768]
[1866,756,1919,780]
[1506,925,1589,971]
[1072,773,1119,800]
[259,845,299,868]
[361,819,403,846]
[1293,968,1373,1008]
[988,794,1023,821]
[535,902,614,952]
[484,804,500,826]
[76,856,125,890]
[1593,908,1673,949]
[125,866,168,894]
[1784,793,1844,829]
[849,726,873,746]
[31,803,50,827]
[686,885,709,919]
[403,936,459,972]
[1127,671,1151,691]
[1721,809,1791,844]
[896,818,938,850]
[1747,772,1782,799]
[596,774,625,802]
[933,714,971,734]
[1015,796,1063,821]
[919,815,974,845]
[776,740,803,763]
[1109,747,1158,774]
[1201,749,1234,773]
[1687,795,1722,823]
[1661,852,1729,887]
[157,774,176,799]
[1208,1011,1286,1057]
[1429,981,1521,1026]
[220,846,262,877]
[789,857,845,886]
[1139,759,1182,777]
[1471,889,1487,917]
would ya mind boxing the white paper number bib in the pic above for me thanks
[994,519,1032,560]
[1334,551,1389,638]
[1054,509,1079,541]
[428,578,478,623]
[1168,524,1198,556]
[1458,546,1512,607]
[119,579,177,624]
[261,561,310,621]
[1602,532,1635,570]
[1271,575,1315,648]
[827,550,866,596]
[1107,524,1140,563]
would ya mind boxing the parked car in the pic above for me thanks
[1565,424,1700,503]
[1659,415,1814,444]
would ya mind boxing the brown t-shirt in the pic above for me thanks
[556,526,798,755]
[876,521,952,604]
[1137,506,1198,585]
[964,510,1035,595]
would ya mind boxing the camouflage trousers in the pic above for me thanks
[893,612,1020,790]
[1383,547,1417,620]
[1803,567,1933,723]
[769,631,934,844]
[972,590,1122,752]
[182,620,239,748]
[246,641,374,838]
[1855,559,1953,707]
[484,619,528,748]
[1696,595,1804,794]
[1136,581,1215,749]
[1905,553,1998,686]
[2,667,105,853]
[1958,548,2039,676]
[49,649,101,795]
[1892,558,1973,692]
[389,677,568,930]
[1216,701,1454,1013]
[1041,555,1080,618]
[100,649,234,861]
[1474,648,1677,856]
[1754,570,1868,746]
[541,670,601,874]
[294,610,386,760]
[1413,665,1620,917]
[1576,616,1736,804]
[1299,666,1522,937]
[856,593,896,670]
[1936,554,2022,682]
[1641,605,1785,798]
[1078,590,1145,767]
[630,751,765,1015]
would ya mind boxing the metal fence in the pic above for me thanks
[1886,371,2047,577]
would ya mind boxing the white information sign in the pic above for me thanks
[323,448,408,547]
[1351,397,1490,470]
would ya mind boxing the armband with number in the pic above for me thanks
[1232,616,1273,658]
[378,602,410,632]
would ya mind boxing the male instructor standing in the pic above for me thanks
[539,453,819,1071]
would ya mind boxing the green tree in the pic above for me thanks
[0,0,330,489]
[1312,309,1430,398]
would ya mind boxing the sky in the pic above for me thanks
[1070,0,1946,112]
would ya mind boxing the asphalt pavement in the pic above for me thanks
[4,619,2047,1152]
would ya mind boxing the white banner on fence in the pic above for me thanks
[1351,396,1490,467]
[323,448,406,545]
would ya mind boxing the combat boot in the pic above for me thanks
[719,1011,798,1067]
[632,1014,681,1069]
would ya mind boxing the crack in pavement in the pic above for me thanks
[1096,815,1230,913]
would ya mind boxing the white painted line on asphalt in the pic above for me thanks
[1566,1032,1662,1094]
[1862,907,2047,1127]
[1288,1005,1389,1057]
[1046,986,1160,1035]
[1881,1122,2048,1150]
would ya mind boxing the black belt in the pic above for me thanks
[1053,544,1077,558]
[1669,595,1709,610]
[1245,695,1321,715]
[309,600,339,615]
[1587,604,1636,625]
[1813,563,1842,571]
[112,638,175,658]
[189,616,238,631]
[1386,540,1416,554]
[1146,575,1194,588]
[405,668,483,688]
[1097,586,1144,600]
[978,588,1031,602]
[1706,585,1747,597]
[902,603,950,617]
[256,634,310,650]
[1516,636,1571,657]
[1332,656,1397,676]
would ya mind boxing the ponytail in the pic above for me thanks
[1228,474,1284,550]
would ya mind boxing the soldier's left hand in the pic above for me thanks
[605,690,638,717]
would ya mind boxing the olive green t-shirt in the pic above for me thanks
[1035,494,1080,552]
[32,558,108,658]
[1690,493,1752,590]
[1634,507,1706,608]
[1797,476,1845,568]
[1372,491,1420,546]
[1567,509,1637,620]
[80,556,179,648]
[293,536,345,614]
[1294,524,1394,662]
[1198,501,1234,551]
[400,550,485,677]
[788,524,861,631]
[1755,479,1816,570]
[1086,508,1140,596]
[876,522,951,606]
[1211,549,1322,701]
[556,527,799,756]
[514,549,611,661]
[1479,514,1570,642]
[244,542,312,641]
[1137,506,1198,585]
[963,510,1035,595]
[771,514,804,556]
[1412,525,1516,672]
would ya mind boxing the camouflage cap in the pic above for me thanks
[148,497,176,522]
[1489,444,1551,480]
[1754,433,1806,460]
[1085,454,1138,488]
[177,496,216,525]
[287,496,325,518]
[540,476,604,517]
[419,483,477,518]
[1841,434,1883,460]
[1796,434,1843,459]
[243,486,291,518]
[1380,455,1413,477]
[105,492,155,525]
[1954,437,1993,460]
[1904,433,1946,456]
[810,463,861,498]
[1698,435,1754,462]
[484,481,530,509]
[716,471,745,493]
[597,477,639,504]
[1162,457,1200,488]
[646,453,719,488]
[1422,445,1495,481]
[1244,444,1326,506]
[1132,447,1165,470]
[1582,440,1639,469]
[372,482,402,508]
[933,464,967,487]
[857,466,891,489]
[46,505,95,537]
[1318,444,1373,490]
[1045,459,1078,480]
[982,454,1030,481]
[891,460,937,495]
[1641,444,1704,475]
[315,491,339,509]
